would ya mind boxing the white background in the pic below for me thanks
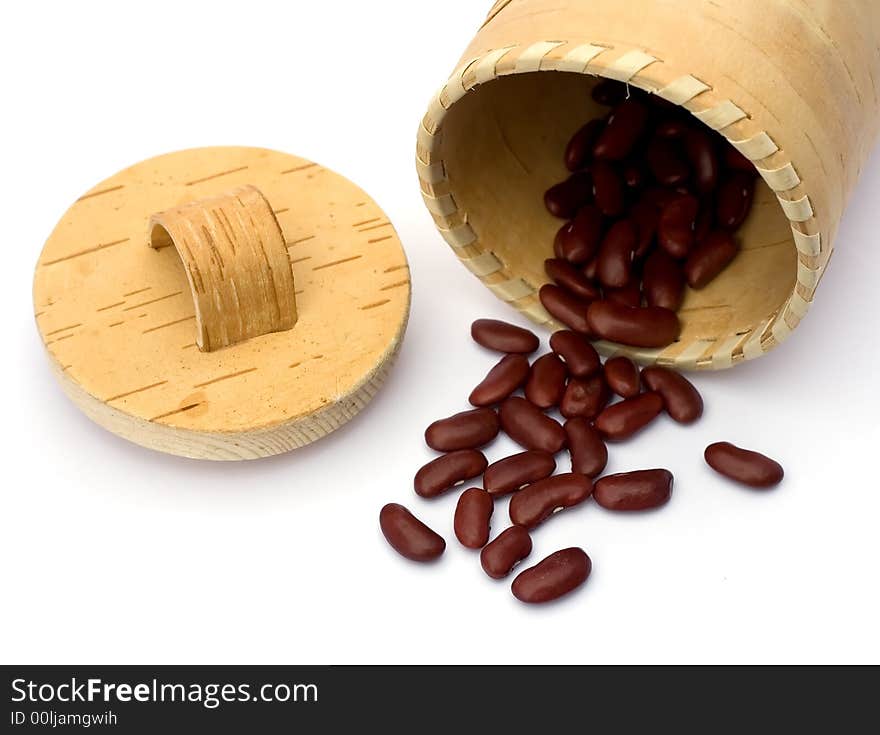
[2,1,878,665]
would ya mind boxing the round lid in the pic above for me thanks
[33,146,410,460]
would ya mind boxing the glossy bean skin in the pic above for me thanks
[544,258,602,301]
[597,219,636,288]
[594,392,664,441]
[564,418,608,477]
[704,442,784,488]
[454,488,494,549]
[591,79,627,106]
[641,366,703,424]
[642,249,685,311]
[565,119,604,171]
[545,171,593,219]
[414,450,488,498]
[480,526,533,579]
[658,194,699,259]
[630,194,661,260]
[499,397,567,454]
[587,300,680,348]
[509,473,593,530]
[684,129,720,193]
[604,280,643,309]
[656,118,689,139]
[560,374,610,420]
[539,284,592,335]
[471,319,539,354]
[723,145,757,174]
[555,205,604,264]
[591,161,625,216]
[469,354,530,407]
[604,355,641,398]
[582,253,600,281]
[647,137,690,186]
[549,330,601,378]
[594,99,648,161]
[511,547,592,604]
[380,504,446,562]
[483,450,556,496]
[525,353,568,409]
[594,469,673,511]
[425,408,499,452]
[622,158,647,189]
[716,171,755,229]
[685,230,739,289]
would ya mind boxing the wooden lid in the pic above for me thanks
[33,146,411,460]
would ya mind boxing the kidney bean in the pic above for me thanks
[594,392,664,441]
[641,366,703,424]
[564,418,608,477]
[544,258,601,301]
[604,279,643,308]
[597,219,636,288]
[685,229,739,289]
[454,488,494,549]
[604,355,641,398]
[647,137,690,186]
[594,469,673,510]
[560,373,610,420]
[545,171,593,219]
[591,79,627,106]
[655,118,689,139]
[704,442,784,488]
[591,160,625,216]
[684,129,720,194]
[509,473,593,530]
[622,158,647,189]
[630,194,661,259]
[555,204,604,264]
[499,397,567,454]
[484,450,556,496]
[469,354,530,407]
[594,99,648,161]
[512,547,591,603]
[723,145,756,174]
[694,201,714,244]
[657,194,699,259]
[587,301,680,348]
[480,526,533,579]
[642,249,685,311]
[425,408,500,452]
[471,319,539,354]
[582,253,600,281]
[565,118,604,171]
[414,450,488,498]
[539,284,591,335]
[549,330,600,378]
[716,171,755,229]
[380,503,446,562]
[525,353,568,409]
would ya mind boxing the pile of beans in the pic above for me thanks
[380,318,784,604]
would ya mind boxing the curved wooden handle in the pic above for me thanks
[148,185,297,352]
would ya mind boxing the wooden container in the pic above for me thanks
[417,0,880,369]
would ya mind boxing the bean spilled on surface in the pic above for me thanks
[511,548,592,604]
[499,397,567,454]
[480,526,533,579]
[604,356,640,398]
[509,473,593,530]
[524,353,568,409]
[469,354,530,407]
[414,450,488,498]
[454,488,494,549]
[595,392,664,441]
[549,330,600,377]
[483,450,556,496]
[424,408,499,452]
[594,470,674,511]
[380,504,446,562]
[564,418,608,477]
[641,366,703,424]
[704,442,784,488]
[471,319,539,354]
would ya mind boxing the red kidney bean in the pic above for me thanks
[694,201,714,244]
[509,473,593,530]
[657,194,699,259]
[642,249,685,311]
[544,258,601,301]
[603,355,641,398]
[622,158,647,189]
[594,392,663,441]
[594,469,673,511]
[685,229,739,289]
[524,353,568,409]
[380,503,446,561]
[630,194,661,259]
[641,366,703,424]
[591,79,627,106]
[684,129,720,194]
[597,219,636,288]
[469,354,530,407]
[647,137,689,186]
[454,488,494,549]
[655,118,689,139]
[716,171,755,229]
[704,442,784,488]
[539,284,591,335]
[483,450,556,496]
[499,397,567,454]
[544,171,593,219]
[414,450,488,498]
[564,418,608,477]
[560,373,610,420]
[555,204,604,264]
[723,145,756,174]
[582,253,600,281]
[549,330,600,378]
[512,547,591,603]
[565,119,604,171]
[594,99,648,161]
[591,160,625,216]
[604,279,643,308]
[480,526,533,579]
[587,301,680,348]
[425,407,499,452]
[471,319,539,354]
